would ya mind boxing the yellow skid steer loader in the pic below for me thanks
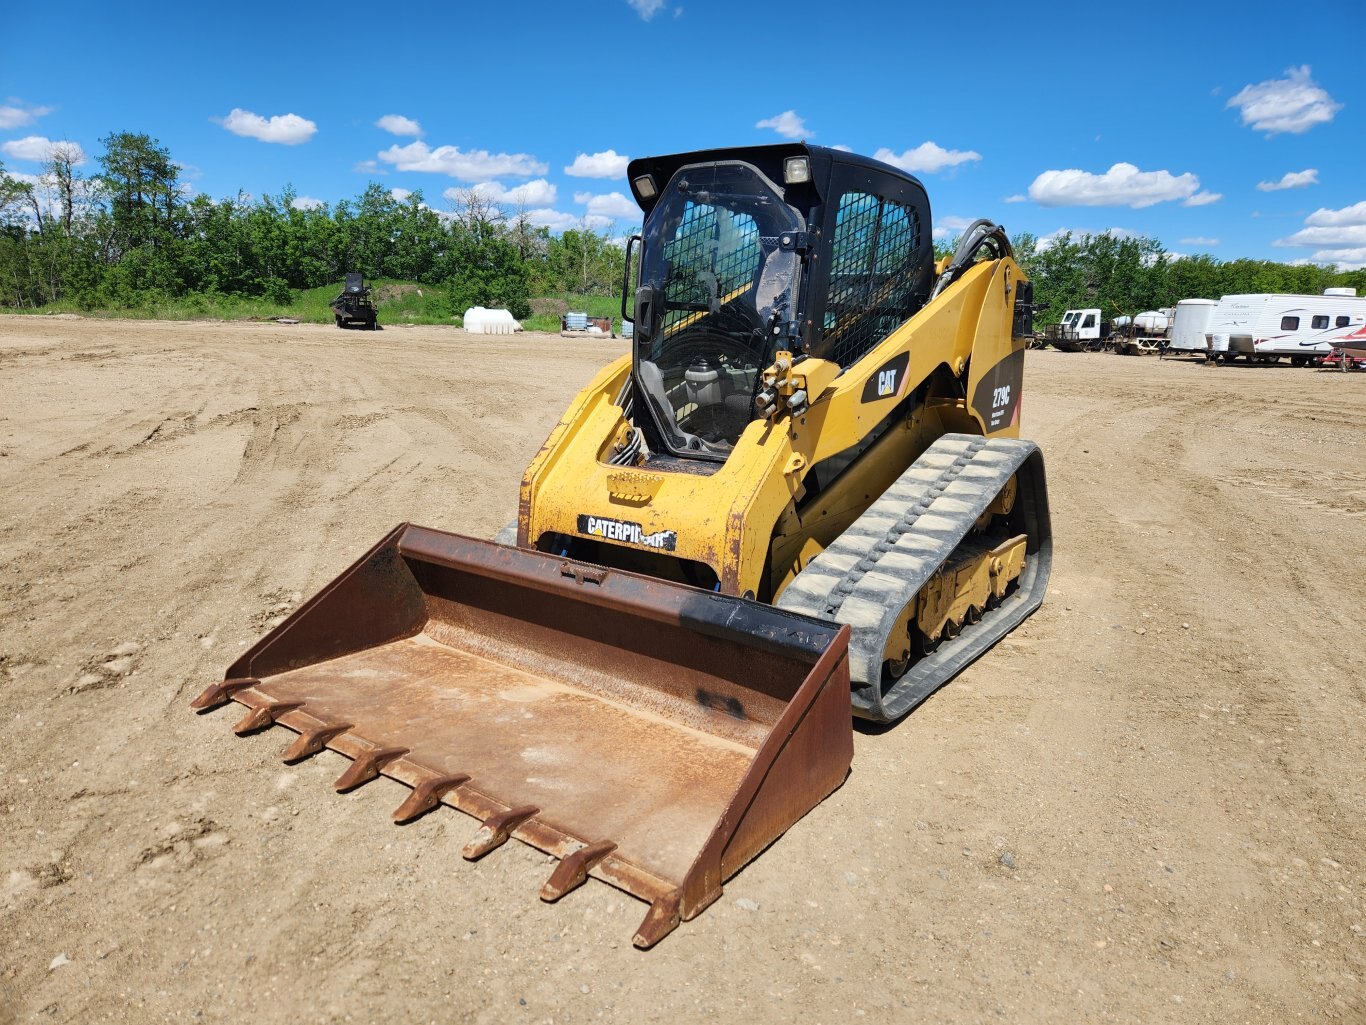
[194,144,1052,948]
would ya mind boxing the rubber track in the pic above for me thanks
[776,433,1051,723]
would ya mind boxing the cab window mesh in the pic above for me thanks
[660,201,759,337]
[823,191,922,366]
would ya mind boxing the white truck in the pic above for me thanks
[1205,288,1366,364]
[1042,308,1107,351]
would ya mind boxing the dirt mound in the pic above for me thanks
[372,283,423,303]
[529,296,570,317]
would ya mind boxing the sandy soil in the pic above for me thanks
[1,316,1362,1024]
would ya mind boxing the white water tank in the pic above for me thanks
[1324,287,1357,297]
[1133,310,1172,334]
[463,307,521,334]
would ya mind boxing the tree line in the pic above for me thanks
[1002,231,1365,325]
[2,131,1362,324]
[0,132,627,319]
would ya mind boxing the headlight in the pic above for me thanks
[783,157,810,184]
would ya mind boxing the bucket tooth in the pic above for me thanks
[281,723,353,763]
[540,840,617,902]
[232,699,302,735]
[462,805,539,860]
[391,773,470,824]
[191,677,260,712]
[333,746,409,792]
[633,891,683,949]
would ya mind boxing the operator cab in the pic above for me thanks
[624,144,935,464]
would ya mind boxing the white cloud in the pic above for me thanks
[526,208,578,231]
[932,215,975,240]
[1274,201,1366,267]
[1028,162,1199,208]
[1180,237,1220,247]
[519,208,616,233]
[874,142,981,174]
[353,159,386,175]
[389,188,412,202]
[573,190,639,219]
[1304,201,1366,227]
[1311,246,1366,265]
[1003,194,1027,203]
[221,108,317,145]
[627,0,665,18]
[1257,168,1318,192]
[377,141,547,180]
[831,144,854,153]
[457,178,558,207]
[1,167,98,222]
[564,149,630,179]
[0,136,86,165]
[290,195,325,210]
[1277,224,1366,248]
[1184,191,1222,207]
[1227,66,1341,135]
[756,110,809,140]
[0,102,53,129]
[375,114,422,137]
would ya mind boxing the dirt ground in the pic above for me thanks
[1,316,1361,1025]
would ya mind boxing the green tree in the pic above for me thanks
[97,132,181,256]
[445,217,532,320]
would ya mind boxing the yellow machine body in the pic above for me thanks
[520,256,1028,601]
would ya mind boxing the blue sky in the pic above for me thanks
[3,0,1364,266]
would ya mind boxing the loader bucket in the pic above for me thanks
[193,523,851,948]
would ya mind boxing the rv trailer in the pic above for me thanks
[1205,289,1366,364]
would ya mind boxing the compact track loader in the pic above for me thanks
[194,145,1052,948]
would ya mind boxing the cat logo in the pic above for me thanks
[577,514,677,551]
[860,352,910,404]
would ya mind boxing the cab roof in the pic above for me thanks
[625,144,929,218]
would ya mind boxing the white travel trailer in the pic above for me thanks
[1167,298,1218,353]
[1205,289,1366,364]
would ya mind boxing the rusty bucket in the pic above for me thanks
[193,524,851,947]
